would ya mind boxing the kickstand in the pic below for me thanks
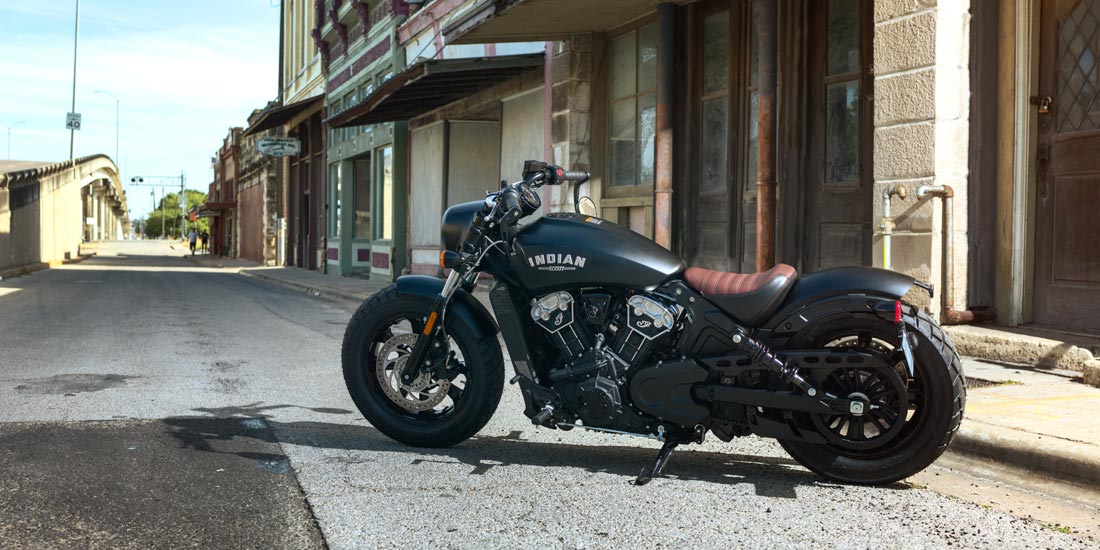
[634,440,678,486]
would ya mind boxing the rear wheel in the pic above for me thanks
[342,286,504,447]
[778,307,966,484]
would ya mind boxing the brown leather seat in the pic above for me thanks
[683,264,798,325]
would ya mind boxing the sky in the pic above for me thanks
[0,0,280,219]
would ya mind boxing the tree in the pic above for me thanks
[139,190,209,238]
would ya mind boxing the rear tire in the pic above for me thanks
[778,307,966,484]
[342,285,504,448]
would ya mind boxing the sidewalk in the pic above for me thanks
[945,323,1100,386]
[190,257,1100,487]
[955,359,1100,486]
[186,253,387,304]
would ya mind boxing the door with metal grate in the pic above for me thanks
[1034,0,1100,330]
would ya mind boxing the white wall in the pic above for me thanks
[448,121,501,207]
[410,122,446,270]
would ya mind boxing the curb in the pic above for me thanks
[0,253,94,281]
[949,419,1100,488]
[944,324,1097,372]
[238,270,373,305]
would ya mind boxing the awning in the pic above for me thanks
[325,53,543,128]
[243,95,325,137]
[444,0,685,44]
[200,201,234,212]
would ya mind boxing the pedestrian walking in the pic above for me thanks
[188,228,198,256]
[200,230,209,254]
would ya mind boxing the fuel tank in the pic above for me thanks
[511,213,685,293]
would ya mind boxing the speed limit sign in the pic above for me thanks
[66,112,82,130]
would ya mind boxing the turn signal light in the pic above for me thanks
[440,250,464,269]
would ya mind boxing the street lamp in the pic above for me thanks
[2,121,25,160]
[94,89,119,168]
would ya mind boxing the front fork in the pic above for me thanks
[398,269,464,385]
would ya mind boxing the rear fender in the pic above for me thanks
[761,267,915,336]
[395,275,499,339]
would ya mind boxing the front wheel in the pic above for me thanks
[342,285,504,447]
[779,307,966,484]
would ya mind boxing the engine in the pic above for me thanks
[529,290,682,430]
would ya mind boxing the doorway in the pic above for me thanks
[1033,0,1100,331]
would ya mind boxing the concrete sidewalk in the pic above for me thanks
[185,254,387,304]
[946,324,1100,386]
[191,258,1100,488]
[956,359,1100,486]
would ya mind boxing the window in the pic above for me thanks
[330,163,341,238]
[702,11,730,192]
[825,0,860,184]
[608,23,658,190]
[345,91,358,139]
[378,146,393,240]
[745,2,760,188]
[354,158,371,238]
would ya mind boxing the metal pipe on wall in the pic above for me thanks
[755,0,778,272]
[654,3,675,250]
[881,184,907,270]
[916,184,995,324]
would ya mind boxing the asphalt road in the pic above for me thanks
[0,241,1092,549]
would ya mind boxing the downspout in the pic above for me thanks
[755,0,778,271]
[916,184,995,324]
[654,3,675,250]
[880,184,906,270]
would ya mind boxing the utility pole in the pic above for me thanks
[131,175,185,239]
[69,0,80,162]
[180,170,186,240]
[3,121,25,160]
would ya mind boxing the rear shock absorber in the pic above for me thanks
[731,330,819,397]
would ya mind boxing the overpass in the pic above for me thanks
[0,155,129,274]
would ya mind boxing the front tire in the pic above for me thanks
[779,307,966,484]
[342,285,504,448]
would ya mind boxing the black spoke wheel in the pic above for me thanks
[809,349,910,453]
[778,307,966,484]
[342,285,504,448]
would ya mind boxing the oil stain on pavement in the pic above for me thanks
[12,374,139,395]
[0,419,324,550]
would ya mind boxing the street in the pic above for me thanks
[0,241,1094,549]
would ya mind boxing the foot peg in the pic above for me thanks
[634,440,678,486]
[531,404,555,426]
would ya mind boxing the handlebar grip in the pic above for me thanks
[500,188,522,224]
[561,171,590,184]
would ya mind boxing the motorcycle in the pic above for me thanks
[342,160,965,485]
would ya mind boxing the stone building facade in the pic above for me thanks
[433,0,1100,333]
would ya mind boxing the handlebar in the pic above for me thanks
[559,170,590,184]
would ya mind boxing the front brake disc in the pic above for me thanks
[375,333,450,412]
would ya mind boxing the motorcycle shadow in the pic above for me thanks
[164,406,914,496]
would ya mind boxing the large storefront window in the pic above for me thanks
[608,22,658,190]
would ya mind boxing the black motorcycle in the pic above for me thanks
[343,161,965,485]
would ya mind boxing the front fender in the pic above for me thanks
[394,275,499,338]
[761,267,915,334]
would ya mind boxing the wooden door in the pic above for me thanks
[803,0,873,272]
[685,1,747,272]
[1034,0,1100,330]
